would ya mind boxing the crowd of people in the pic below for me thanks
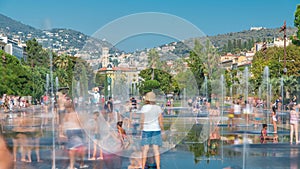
[1,90,300,168]
[4,90,163,169]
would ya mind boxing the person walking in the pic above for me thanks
[272,105,277,133]
[63,97,88,169]
[57,92,67,138]
[89,111,103,160]
[233,101,241,126]
[105,96,114,122]
[290,103,299,144]
[140,92,164,169]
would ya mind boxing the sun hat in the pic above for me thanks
[145,91,156,102]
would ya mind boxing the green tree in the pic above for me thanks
[138,69,176,95]
[185,40,205,95]
[25,39,49,67]
[227,40,233,52]
[139,80,160,94]
[0,50,47,99]
[294,4,300,45]
[147,49,161,80]
[54,54,69,69]
[174,70,198,96]
[237,39,242,49]
[251,45,300,94]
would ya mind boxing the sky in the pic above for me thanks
[0,0,299,52]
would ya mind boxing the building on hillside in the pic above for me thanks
[101,47,110,68]
[273,37,292,47]
[0,34,27,60]
[97,63,140,98]
[220,53,238,70]
[250,27,266,31]
[236,56,251,68]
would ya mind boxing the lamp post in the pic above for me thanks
[279,21,287,73]
[279,59,295,74]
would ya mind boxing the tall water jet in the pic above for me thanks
[204,75,208,100]
[244,67,251,126]
[46,74,49,95]
[49,50,56,169]
[263,66,270,125]
[280,76,284,127]
[55,77,59,93]
[244,67,249,104]
[113,71,130,102]
[220,74,225,160]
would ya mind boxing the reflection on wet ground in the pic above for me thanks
[0,105,299,169]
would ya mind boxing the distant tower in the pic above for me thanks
[101,47,109,67]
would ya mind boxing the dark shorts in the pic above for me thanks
[141,131,162,146]
[58,109,66,114]
[66,129,84,150]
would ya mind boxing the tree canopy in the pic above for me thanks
[294,4,300,45]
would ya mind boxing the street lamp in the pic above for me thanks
[279,21,287,73]
[279,59,295,74]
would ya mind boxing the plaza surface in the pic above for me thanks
[1,105,300,169]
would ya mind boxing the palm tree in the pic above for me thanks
[283,75,300,99]
[54,54,69,69]
[148,49,160,80]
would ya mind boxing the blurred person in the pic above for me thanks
[140,92,164,169]
[290,103,299,144]
[105,96,114,122]
[12,113,28,162]
[233,101,241,126]
[227,103,234,127]
[57,92,67,138]
[100,120,123,169]
[63,97,88,169]
[88,88,100,105]
[117,121,130,149]
[128,148,142,169]
[0,135,13,169]
[130,97,137,111]
[272,105,277,133]
[88,111,103,160]
[260,124,277,144]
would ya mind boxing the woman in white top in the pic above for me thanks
[140,92,164,169]
[290,103,299,144]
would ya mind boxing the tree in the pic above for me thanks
[139,80,160,94]
[147,49,161,80]
[294,4,300,45]
[250,45,300,95]
[227,40,233,52]
[185,40,205,95]
[25,39,49,67]
[138,68,176,95]
[0,50,47,99]
[54,54,69,69]
[174,70,198,96]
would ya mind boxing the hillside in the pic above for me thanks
[152,27,298,58]
[0,13,298,58]
[0,13,118,56]
[0,13,43,38]
[209,27,297,48]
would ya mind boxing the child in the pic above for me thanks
[272,106,277,133]
[260,124,277,143]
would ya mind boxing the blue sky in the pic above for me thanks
[0,0,298,52]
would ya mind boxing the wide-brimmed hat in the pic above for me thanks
[145,92,156,102]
